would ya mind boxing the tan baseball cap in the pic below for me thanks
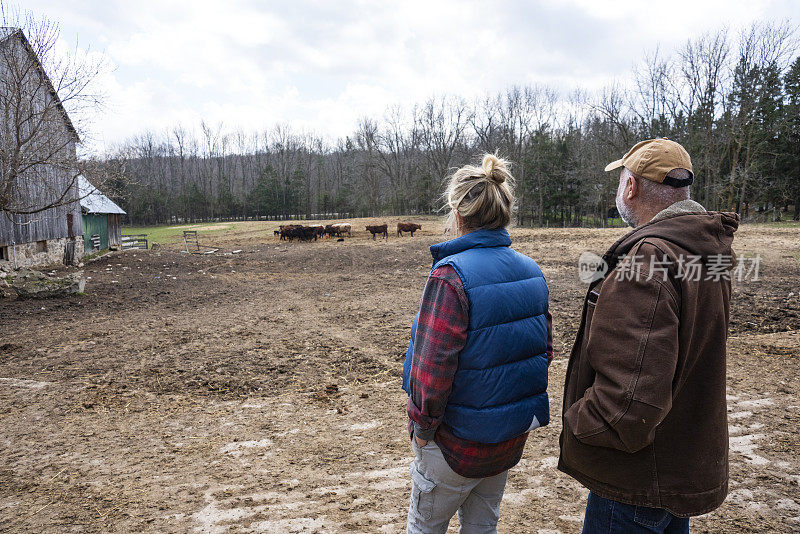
[604,138,694,187]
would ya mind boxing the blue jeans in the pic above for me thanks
[582,492,690,534]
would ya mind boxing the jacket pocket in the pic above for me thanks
[410,465,436,520]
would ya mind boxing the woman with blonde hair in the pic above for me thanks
[402,154,553,533]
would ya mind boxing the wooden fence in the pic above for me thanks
[120,234,148,250]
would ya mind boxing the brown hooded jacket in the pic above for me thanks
[558,208,739,517]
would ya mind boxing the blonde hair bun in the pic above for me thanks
[482,153,508,183]
[443,153,516,232]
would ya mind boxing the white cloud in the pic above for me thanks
[15,0,800,152]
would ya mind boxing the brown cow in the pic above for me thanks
[365,223,388,240]
[279,224,310,241]
[278,224,302,240]
[397,222,422,237]
[332,222,352,237]
[298,226,318,241]
[309,224,325,238]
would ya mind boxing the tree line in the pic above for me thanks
[104,22,799,227]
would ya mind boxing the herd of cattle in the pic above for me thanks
[275,222,422,242]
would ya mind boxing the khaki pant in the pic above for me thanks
[407,440,509,534]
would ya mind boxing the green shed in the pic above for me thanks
[78,175,126,252]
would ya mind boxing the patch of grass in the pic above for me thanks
[82,249,111,261]
[539,216,628,228]
[587,217,628,228]
[123,222,240,245]
[757,220,800,228]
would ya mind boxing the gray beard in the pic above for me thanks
[616,193,638,227]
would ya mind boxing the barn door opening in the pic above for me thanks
[107,214,120,248]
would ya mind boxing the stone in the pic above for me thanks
[0,236,84,269]
[9,269,86,299]
[0,278,11,299]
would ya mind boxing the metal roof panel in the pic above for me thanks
[78,175,126,214]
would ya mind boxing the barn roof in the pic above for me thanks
[0,27,80,142]
[78,175,126,215]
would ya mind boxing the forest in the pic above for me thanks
[102,22,800,227]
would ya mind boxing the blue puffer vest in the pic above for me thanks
[402,228,550,444]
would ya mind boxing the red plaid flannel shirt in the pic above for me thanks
[407,265,553,478]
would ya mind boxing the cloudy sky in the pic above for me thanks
[13,0,800,151]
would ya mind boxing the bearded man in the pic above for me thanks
[559,138,738,533]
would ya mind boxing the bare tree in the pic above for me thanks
[269,123,302,218]
[631,46,674,135]
[376,104,420,214]
[497,85,556,225]
[417,95,471,211]
[673,30,730,207]
[470,93,503,152]
[590,82,634,150]
[354,117,382,215]
[0,4,105,215]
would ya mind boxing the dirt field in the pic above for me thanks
[1,217,798,533]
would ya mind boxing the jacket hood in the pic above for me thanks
[604,211,739,268]
[430,227,512,264]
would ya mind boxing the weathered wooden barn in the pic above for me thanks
[78,175,126,252]
[0,27,84,269]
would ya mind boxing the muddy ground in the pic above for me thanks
[1,217,798,533]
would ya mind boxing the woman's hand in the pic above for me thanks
[415,435,429,448]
